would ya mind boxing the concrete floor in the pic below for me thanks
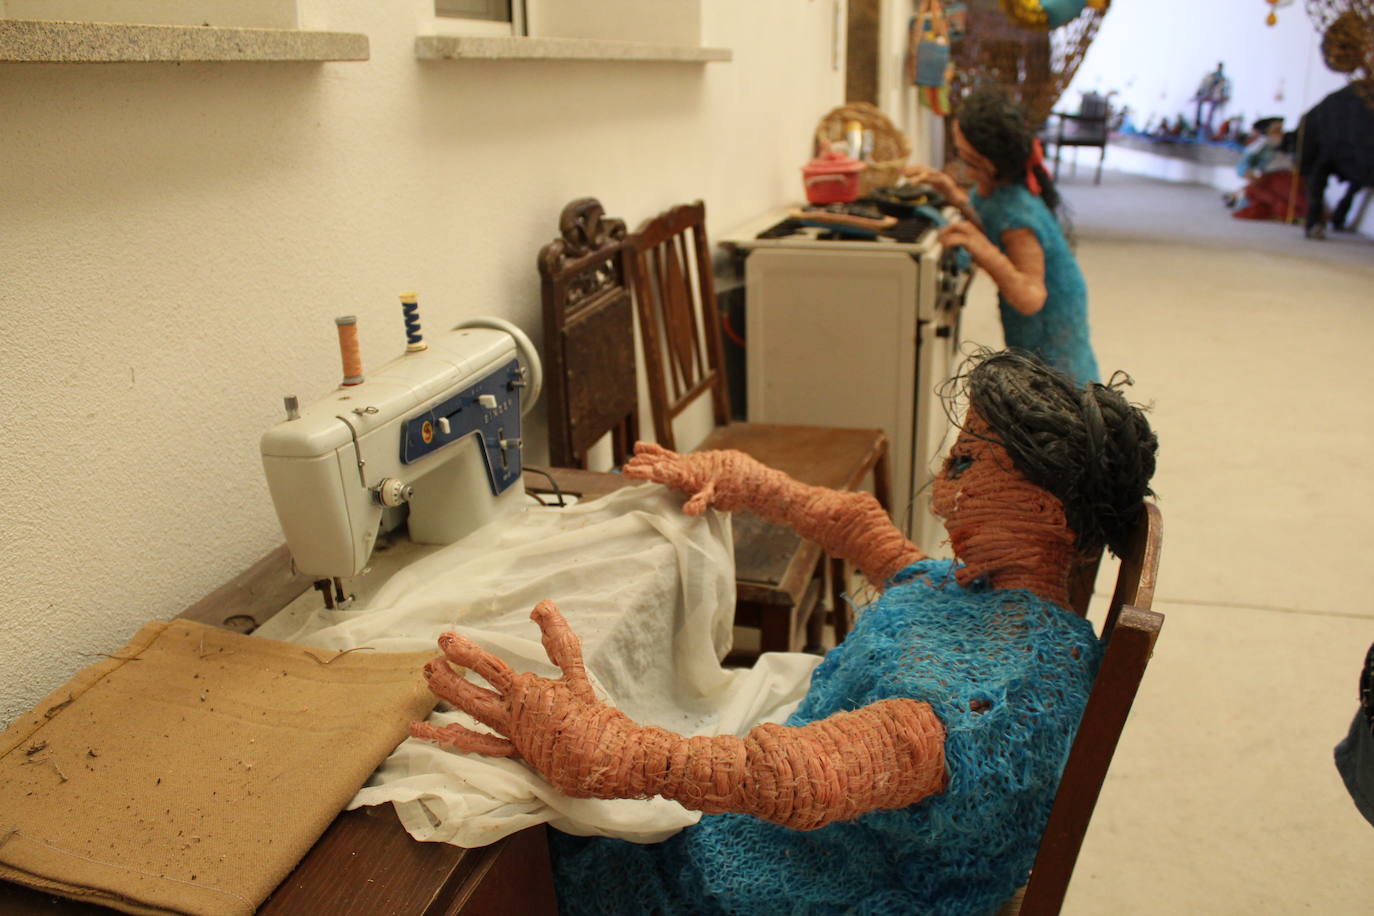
[956,171,1374,914]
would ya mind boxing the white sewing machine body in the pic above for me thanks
[261,326,530,582]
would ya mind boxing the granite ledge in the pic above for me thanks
[0,18,368,62]
[416,35,731,63]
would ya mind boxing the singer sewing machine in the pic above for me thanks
[260,297,543,608]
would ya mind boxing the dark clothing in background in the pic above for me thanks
[1299,84,1374,235]
[1334,641,1374,828]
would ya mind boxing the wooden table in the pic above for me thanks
[0,469,643,916]
[0,464,821,914]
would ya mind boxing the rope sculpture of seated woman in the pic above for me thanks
[410,349,1159,915]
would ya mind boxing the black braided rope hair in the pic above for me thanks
[943,348,1158,557]
[955,89,1064,215]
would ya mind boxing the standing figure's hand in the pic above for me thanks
[937,219,996,262]
[622,442,766,515]
[902,164,969,209]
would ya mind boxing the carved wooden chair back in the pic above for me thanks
[624,200,731,450]
[1006,501,1164,916]
[538,198,639,469]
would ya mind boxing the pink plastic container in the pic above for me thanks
[801,149,865,204]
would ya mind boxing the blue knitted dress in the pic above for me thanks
[971,184,1100,385]
[549,558,1103,916]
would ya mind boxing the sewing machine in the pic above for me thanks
[260,300,543,606]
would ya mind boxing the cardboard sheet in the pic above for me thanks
[0,618,437,916]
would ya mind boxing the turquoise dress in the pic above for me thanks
[550,559,1103,916]
[971,184,1100,384]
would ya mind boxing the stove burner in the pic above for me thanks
[757,209,938,243]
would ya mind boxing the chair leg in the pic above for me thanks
[872,450,893,515]
[758,603,796,655]
[1095,146,1105,185]
[830,556,854,646]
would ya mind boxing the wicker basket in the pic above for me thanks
[814,102,913,197]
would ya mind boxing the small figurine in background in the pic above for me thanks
[1232,128,1307,223]
[1213,115,1243,144]
[1192,62,1232,139]
[1164,114,1192,139]
[1237,117,1286,180]
[903,90,1100,384]
[410,349,1159,916]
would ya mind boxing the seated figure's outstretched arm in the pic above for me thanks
[623,442,925,588]
[412,602,946,831]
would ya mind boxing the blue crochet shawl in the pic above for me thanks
[551,558,1103,915]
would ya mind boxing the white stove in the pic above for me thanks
[719,207,972,554]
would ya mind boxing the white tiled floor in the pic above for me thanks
[955,171,1374,914]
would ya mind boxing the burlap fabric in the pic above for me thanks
[0,619,436,916]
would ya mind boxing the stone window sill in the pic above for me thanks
[415,35,730,63]
[0,18,368,62]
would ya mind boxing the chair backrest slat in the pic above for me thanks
[538,198,638,468]
[627,200,733,450]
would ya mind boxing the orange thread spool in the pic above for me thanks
[335,316,364,386]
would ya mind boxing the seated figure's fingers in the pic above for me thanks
[422,659,509,731]
[437,631,515,691]
[410,720,517,758]
[623,442,683,481]
[682,479,717,516]
[632,441,676,459]
[529,600,595,704]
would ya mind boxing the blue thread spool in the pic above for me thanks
[399,291,427,352]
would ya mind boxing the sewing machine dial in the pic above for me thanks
[399,358,524,494]
[372,477,413,507]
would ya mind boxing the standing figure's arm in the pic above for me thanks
[938,221,1047,316]
[623,443,924,588]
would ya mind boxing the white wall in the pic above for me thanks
[0,0,847,727]
[1066,0,1349,135]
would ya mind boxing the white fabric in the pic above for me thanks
[271,483,823,847]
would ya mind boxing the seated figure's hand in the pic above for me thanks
[412,604,948,827]
[622,442,766,515]
[410,601,640,798]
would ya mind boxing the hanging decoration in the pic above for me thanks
[913,0,952,87]
[950,0,1109,128]
[1309,3,1373,72]
[1265,0,1297,26]
[907,0,957,116]
[1304,1,1374,111]
[998,0,1099,30]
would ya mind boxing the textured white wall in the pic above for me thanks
[0,0,846,727]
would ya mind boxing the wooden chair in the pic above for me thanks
[1001,501,1165,915]
[625,200,893,656]
[1045,92,1110,185]
[538,198,639,470]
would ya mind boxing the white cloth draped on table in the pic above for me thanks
[268,483,824,847]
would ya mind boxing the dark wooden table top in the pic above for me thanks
[0,470,643,916]
[1,462,803,915]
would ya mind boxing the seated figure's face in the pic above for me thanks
[931,409,1072,563]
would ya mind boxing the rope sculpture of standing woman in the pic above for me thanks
[906,90,1100,385]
